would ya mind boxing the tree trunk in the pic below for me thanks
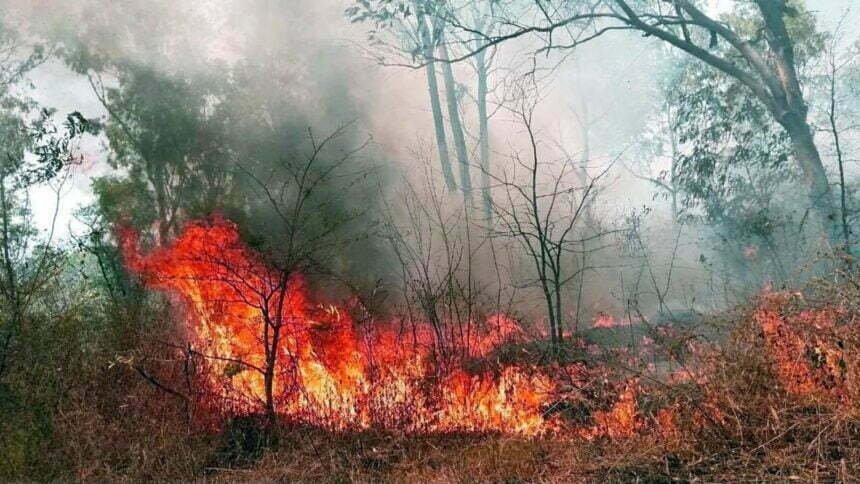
[263,322,278,421]
[541,285,558,348]
[828,70,851,250]
[439,40,473,204]
[553,275,564,344]
[476,49,492,221]
[416,12,457,191]
[0,175,21,378]
[572,96,598,228]
[780,113,841,247]
[754,0,840,250]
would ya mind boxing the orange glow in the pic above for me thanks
[591,312,618,329]
[119,216,565,435]
[753,292,848,402]
[581,382,641,439]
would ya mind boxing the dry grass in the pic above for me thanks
[203,429,687,483]
[52,367,218,481]
[34,271,860,482]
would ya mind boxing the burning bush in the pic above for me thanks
[621,285,860,480]
[118,216,580,435]
[754,291,857,406]
[92,216,860,481]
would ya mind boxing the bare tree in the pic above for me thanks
[414,3,459,191]
[821,13,858,253]
[474,29,493,222]
[234,126,372,420]
[489,88,615,350]
[625,99,682,225]
[437,35,473,203]
[435,0,511,218]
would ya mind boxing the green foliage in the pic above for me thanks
[84,45,386,288]
[669,0,826,224]
[719,0,825,67]
[641,1,832,282]
[91,175,157,230]
[672,60,796,229]
[669,59,810,284]
[89,64,233,245]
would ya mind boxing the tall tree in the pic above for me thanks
[348,0,458,190]
[349,0,504,214]
[460,1,505,220]
[88,67,231,245]
[665,55,802,284]
[415,4,459,191]
[438,37,473,203]
[442,0,842,248]
[475,41,493,221]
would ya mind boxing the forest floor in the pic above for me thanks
[203,419,859,482]
[198,289,860,483]
[14,277,860,482]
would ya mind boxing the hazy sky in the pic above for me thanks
[13,0,860,240]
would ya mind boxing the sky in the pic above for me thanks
[12,0,860,242]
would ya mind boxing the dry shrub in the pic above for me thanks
[641,285,860,481]
[52,362,218,481]
[755,292,857,403]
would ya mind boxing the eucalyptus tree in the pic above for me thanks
[673,55,803,283]
[87,67,232,245]
[439,0,843,249]
[348,0,458,191]
[349,0,509,218]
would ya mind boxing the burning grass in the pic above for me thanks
[47,286,860,481]
[117,216,620,436]
[52,216,858,481]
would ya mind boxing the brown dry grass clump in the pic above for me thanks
[52,364,218,481]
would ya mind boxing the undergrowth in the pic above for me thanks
[6,270,860,482]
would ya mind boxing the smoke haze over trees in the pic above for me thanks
[2,0,860,481]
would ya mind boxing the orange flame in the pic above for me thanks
[580,382,641,440]
[591,312,618,329]
[753,292,848,402]
[119,216,564,435]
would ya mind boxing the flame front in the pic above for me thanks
[119,216,562,435]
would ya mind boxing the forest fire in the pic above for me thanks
[591,312,619,329]
[119,216,577,435]
[116,214,860,449]
[7,0,860,479]
[116,214,860,447]
[753,292,853,404]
